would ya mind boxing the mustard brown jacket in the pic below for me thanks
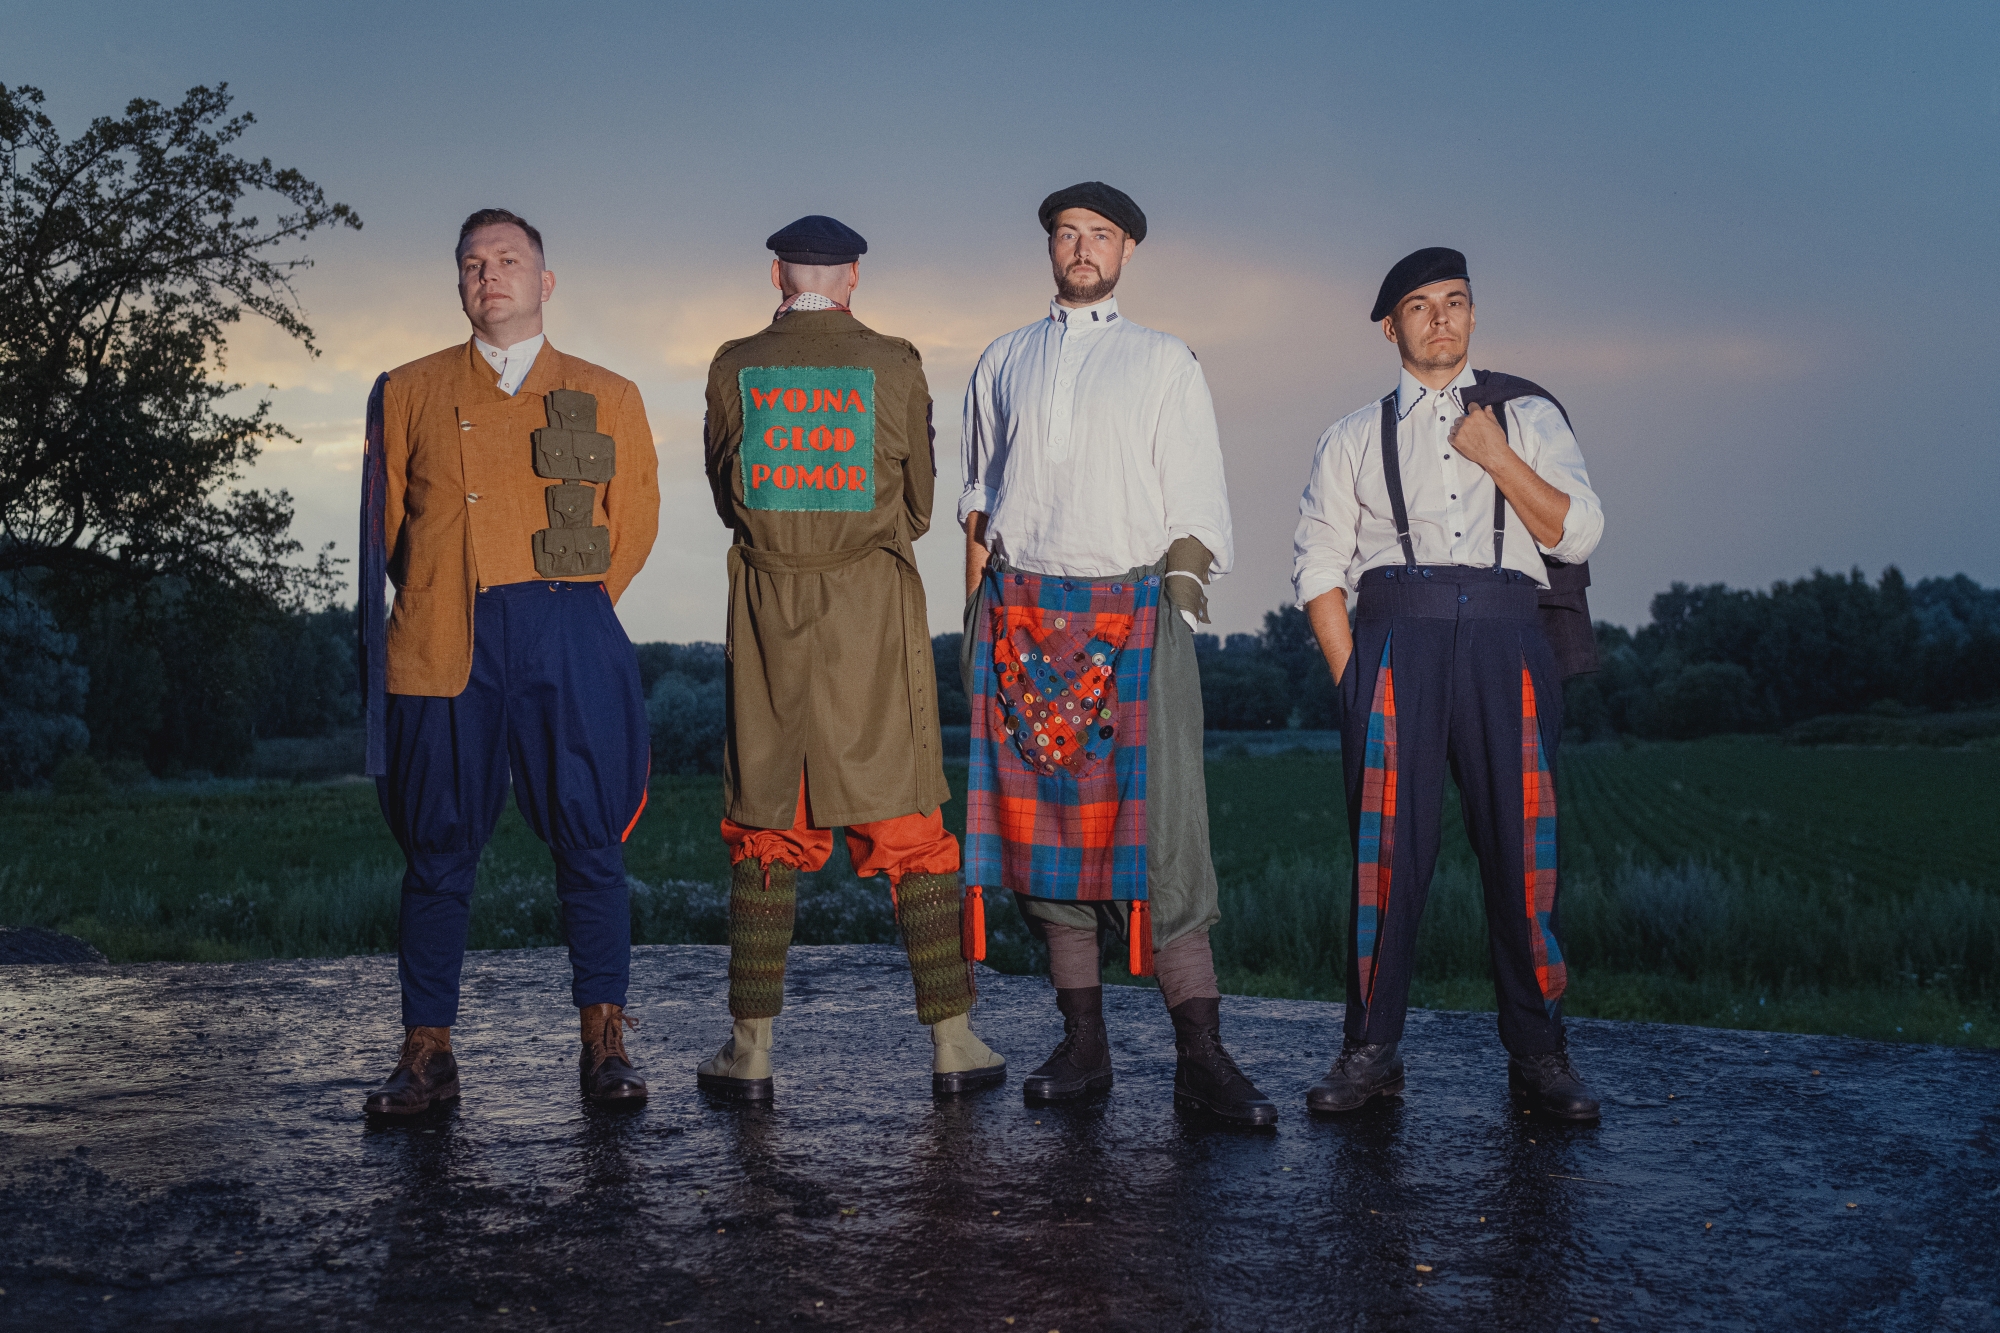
[381,339,660,697]
[704,309,948,827]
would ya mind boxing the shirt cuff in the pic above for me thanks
[1294,568,1350,609]
[956,484,998,529]
[1540,494,1597,564]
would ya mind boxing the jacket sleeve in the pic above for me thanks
[381,376,411,590]
[603,378,660,604]
[903,357,935,541]
[703,358,742,530]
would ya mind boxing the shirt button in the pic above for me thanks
[1459,594,1469,603]
[467,493,480,503]
[1454,531,1462,537]
[460,422,472,431]
[1451,494,1457,500]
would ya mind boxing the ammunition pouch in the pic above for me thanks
[530,391,614,577]
[532,389,616,483]
[532,482,612,578]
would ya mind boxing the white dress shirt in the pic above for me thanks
[474,332,545,396]
[1291,363,1602,606]
[959,295,1234,582]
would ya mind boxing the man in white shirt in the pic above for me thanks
[959,182,1274,1127]
[1291,247,1604,1120]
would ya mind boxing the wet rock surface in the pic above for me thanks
[1,945,1995,1331]
[0,926,106,966]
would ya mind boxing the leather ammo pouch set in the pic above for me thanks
[529,388,615,577]
[1378,370,1599,680]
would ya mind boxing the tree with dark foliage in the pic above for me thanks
[0,83,360,774]
[0,82,358,595]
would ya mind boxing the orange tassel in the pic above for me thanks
[1129,900,1155,977]
[962,884,987,962]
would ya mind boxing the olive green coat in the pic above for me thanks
[704,309,950,828]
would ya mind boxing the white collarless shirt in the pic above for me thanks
[958,295,1233,581]
[1291,364,1603,606]
[474,332,545,396]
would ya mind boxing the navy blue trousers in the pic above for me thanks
[1338,567,1568,1057]
[377,581,649,1027]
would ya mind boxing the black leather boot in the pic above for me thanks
[580,1003,648,1104]
[1168,997,1278,1127]
[1023,986,1114,1103]
[363,1026,460,1115]
[1507,1043,1600,1120]
[1306,1037,1404,1114]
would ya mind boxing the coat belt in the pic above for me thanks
[731,539,913,577]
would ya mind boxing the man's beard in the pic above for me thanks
[1056,261,1119,305]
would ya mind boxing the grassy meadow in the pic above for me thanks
[3,737,1996,1047]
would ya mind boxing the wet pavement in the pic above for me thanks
[2,945,1996,1331]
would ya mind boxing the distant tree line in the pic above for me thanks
[1571,567,2000,740]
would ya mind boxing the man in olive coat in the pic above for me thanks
[695,215,1005,1099]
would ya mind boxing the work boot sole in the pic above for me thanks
[1306,1073,1405,1115]
[933,1061,1008,1096]
[363,1076,462,1117]
[697,1071,775,1102]
[1022,1069,1114,1104]
[581,1077,649,1105]
[1507,1082,1601,1121]
[1174,1088,1279,1127]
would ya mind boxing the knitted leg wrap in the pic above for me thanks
[728,857,796,1019]
[897,872,977,1026]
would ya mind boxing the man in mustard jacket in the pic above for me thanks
[694,215,1005,1100]
[359,208,660,1114]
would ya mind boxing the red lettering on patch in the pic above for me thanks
[749,463,771,489]
[790,426,806,451]
[833,427,856,452]
[802,465,825,488]
[750,388,783,410]
[783,388,809,413]
[774,465,795,489]
[846,390,867,412]
[847,466,867,490]
[809,426,833,451]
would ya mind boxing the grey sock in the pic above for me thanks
[1154,930,1221,1010]
[1044,922,1101,990]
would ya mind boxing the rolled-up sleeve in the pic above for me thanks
[957,349,1001,528]
[1292,419,1362,606]
[1511,397,1602,565]
[1158,354,1234,577]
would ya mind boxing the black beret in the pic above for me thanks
[1370,247,1470,322]
[1038,182,1147,244]
[765,215,868,265]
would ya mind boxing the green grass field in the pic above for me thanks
[3,737,1995,1047]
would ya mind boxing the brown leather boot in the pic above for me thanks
[363,1026,459,1115]
[580,1003,648,1103]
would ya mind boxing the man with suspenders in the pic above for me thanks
[1291,248,1606,1119]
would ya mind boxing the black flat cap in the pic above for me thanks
[1038,182,1147,244]
[766,215,867,265]
[1370,247,1469,322]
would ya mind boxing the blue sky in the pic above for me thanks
[7,0,1996,640]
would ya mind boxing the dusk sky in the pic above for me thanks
[8,0,1997,641]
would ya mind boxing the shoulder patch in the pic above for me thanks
[737,367,877,512]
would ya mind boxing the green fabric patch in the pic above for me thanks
[738,366,876,512]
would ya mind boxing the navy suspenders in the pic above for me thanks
[1377,388,1511,574]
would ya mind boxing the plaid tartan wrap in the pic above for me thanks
[965,563,1162,902]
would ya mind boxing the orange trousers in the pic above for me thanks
[720,773,960,885]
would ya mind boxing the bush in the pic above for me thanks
[0,575,90,787]
[648,670,726,775]
[1649,661,1767,738]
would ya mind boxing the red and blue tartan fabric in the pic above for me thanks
[966,564,1161,901]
